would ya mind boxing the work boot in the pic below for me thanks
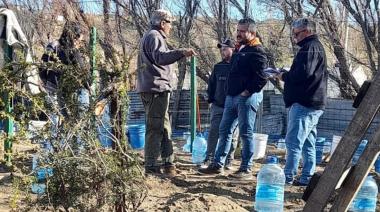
[163,165,177,177]
[145,166,161,176]
[198,163,224,175]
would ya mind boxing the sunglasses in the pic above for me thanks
[293,29,307,37]
[163,19,171,24]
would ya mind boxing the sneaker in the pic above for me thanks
[229,169,253,180]
[200,160,211,169]
[163,165,177,177]
[145,166,162,176]
[224,162,233,170]
[198,164,224,175]
[293,180,308,187]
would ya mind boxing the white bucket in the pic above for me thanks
[331,135,342,155]
[253,133,268,159]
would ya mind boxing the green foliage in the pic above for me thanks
[0,50,146,211]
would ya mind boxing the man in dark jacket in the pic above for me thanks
[137,9,195,176]
[199,18,268,180]
[276,18,327,186]
[206,39,239,168]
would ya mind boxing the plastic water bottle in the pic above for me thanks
[352,140,368,165]
[192,134,207,164]
[255,156,285,212]
[276,139,286,150]
[349,176,378,212]
[182,133,191,153]
[375,156,380,173]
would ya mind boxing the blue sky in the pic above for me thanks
[79,0,274,21]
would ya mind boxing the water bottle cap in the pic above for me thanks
[267,156,278,164]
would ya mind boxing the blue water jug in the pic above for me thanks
[192,134,207,164]
[352,140,368,165]
[375,156,380,173]
[128,124,145,149]
[255,156,285,212]
[349,175,378,212]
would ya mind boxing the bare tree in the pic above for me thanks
[340,0,380,74]
[171,0,201,127]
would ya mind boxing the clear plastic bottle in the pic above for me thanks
[192,134,207,164]
[255,156,285,212]
[349,175,378,212]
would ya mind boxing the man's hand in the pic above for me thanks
[240,90,250,97]
[275,72,284,81]
[183,48,197,57]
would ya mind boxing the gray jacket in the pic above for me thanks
[137,27,185,93]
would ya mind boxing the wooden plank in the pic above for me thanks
[330,125,380,211]
[303,71,380,211]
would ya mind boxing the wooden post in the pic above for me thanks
[303,70,380,211]
[330,126,380,211]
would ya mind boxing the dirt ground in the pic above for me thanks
[0,139,379,211]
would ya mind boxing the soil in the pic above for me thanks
[0,139,379,211]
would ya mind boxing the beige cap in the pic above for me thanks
[150,9,174,26]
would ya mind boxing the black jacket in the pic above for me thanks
[207,60,230,107]
[226,45,268,96]
[39,43,87,89]
[282,35,327,110]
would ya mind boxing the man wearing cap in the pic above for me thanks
[275,18,327,186]
[205,39,239,169]
[199,18,268,180]
[137,9,196,176]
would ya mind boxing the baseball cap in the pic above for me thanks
[217,38,235,48]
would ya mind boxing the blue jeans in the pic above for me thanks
[284,103,324,184]
[214,92,263,171]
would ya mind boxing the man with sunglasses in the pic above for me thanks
[137,9,196,177]
[275,18,327,186]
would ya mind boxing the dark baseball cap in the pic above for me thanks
[217,38,235,48]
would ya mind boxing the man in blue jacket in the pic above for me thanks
[276,18,327,186]
[199,18,268,180]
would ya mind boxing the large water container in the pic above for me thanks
[182,132,191,153]
[255,156,285,212]
[192,134,207,165]
[352,140,368,165]
[98,105,113,148]
[31,154,53,194]
[128,124,145,149]
[375,156,380,173]
[349,175,378,212]
[32,154,53,181]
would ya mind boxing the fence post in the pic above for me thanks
[190,56,197,152]
[3,44,13,165]
[90,27,97,98]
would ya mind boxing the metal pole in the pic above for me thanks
[4,44,13,165]
[190,56,197,152]
[90,27,98,98]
